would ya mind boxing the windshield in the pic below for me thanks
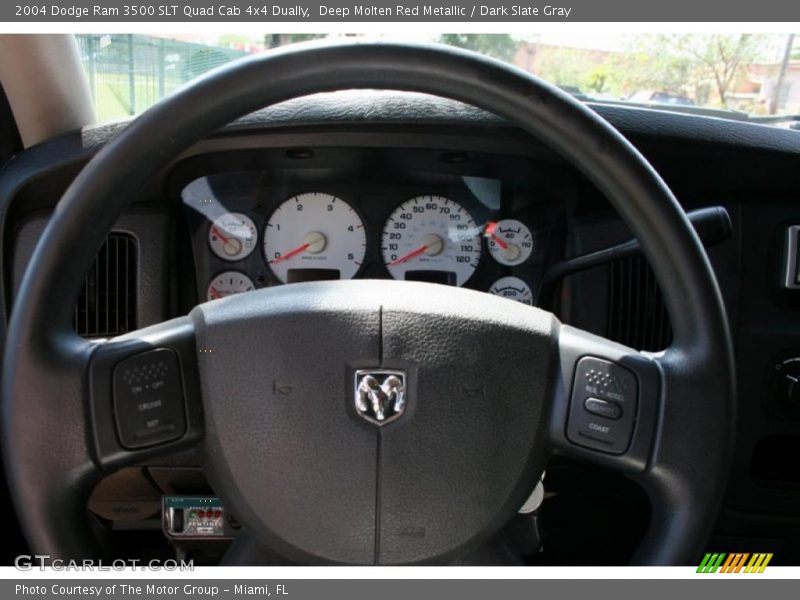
[76,33,800,126]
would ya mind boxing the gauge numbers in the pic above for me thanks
[489,276,533,305]
[207,271,255,301]
[381,196,482,287]
[208,213,257,261]
[485,219,534,266]
[263,193,366,283]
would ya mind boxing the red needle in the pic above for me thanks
[209,287,222,299]
[270,242,311,265]
[484,222,509,250]
[388,244,428,267]
[211,226,230,244]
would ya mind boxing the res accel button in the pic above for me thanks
[584,397,622,420]
[113,348,186,449]
[567,357,638,455]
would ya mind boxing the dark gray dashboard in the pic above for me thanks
[0,91,799,561]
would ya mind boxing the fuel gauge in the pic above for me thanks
[489,276,533,305]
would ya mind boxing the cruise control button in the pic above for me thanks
[584,397,622,420]
[566,357,638,454]
[113,348,186,449]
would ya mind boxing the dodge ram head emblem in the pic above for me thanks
[354,370,407,425]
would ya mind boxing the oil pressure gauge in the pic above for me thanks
[485,219,534,266]
[208,212,257,261]
[489,276,533,305]
[207,271,255,301]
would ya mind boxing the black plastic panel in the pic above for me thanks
[88,319,204,469]
[113,348,186,449]
[567,357,638,455]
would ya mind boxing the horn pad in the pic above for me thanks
[192,280,555,564]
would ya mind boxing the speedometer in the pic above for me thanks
[263,192,366,283]
[381,196,482,287]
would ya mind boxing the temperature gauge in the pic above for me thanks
[485,219,534,266]
[208,212,257,261]
[489,276,533,305]
[207,271,255,301]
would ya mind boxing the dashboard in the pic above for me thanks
[2,91,800,564]
[178,147,565,310]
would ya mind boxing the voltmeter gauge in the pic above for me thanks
[207,271,255,301]
[208,212,257,261]
[485,219,534,266]
[489,276,533,305]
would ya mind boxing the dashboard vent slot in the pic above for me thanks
[74,232,138,338]
[606,255,672,351]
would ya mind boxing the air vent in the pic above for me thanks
[606,256,671,352]
[74,232,138,338]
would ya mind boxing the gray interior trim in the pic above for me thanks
[0,34,94,148]
[784,226,800,290]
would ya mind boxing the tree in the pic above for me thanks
[438,34,518,62]
[620,34,770,108]
[678,34,766,107]
[530,45,607,92]
[585,66,610,94]
[612,39,694,99]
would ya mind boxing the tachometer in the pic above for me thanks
[208,212,257,261]
[381,196,482,287]
[263,193,366,283]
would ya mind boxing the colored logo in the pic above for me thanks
[697,553,773,573]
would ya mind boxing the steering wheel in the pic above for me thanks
[1,42,735,565]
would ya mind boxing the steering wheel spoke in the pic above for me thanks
[87,317,203,470]
[549,324,660,474]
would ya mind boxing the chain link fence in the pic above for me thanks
[76,34,248,121]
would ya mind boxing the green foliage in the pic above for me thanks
[525,45,596,90]
[618,34,770,107]
[585,66,610,94]
[438,34,518,62]
[526,34,775,109]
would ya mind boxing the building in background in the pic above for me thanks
[744,61,800,114]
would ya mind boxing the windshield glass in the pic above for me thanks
[76,33,800,126]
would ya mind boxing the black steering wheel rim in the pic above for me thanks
[2,41,735,565]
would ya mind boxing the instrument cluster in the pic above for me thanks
[181,162,558,309]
